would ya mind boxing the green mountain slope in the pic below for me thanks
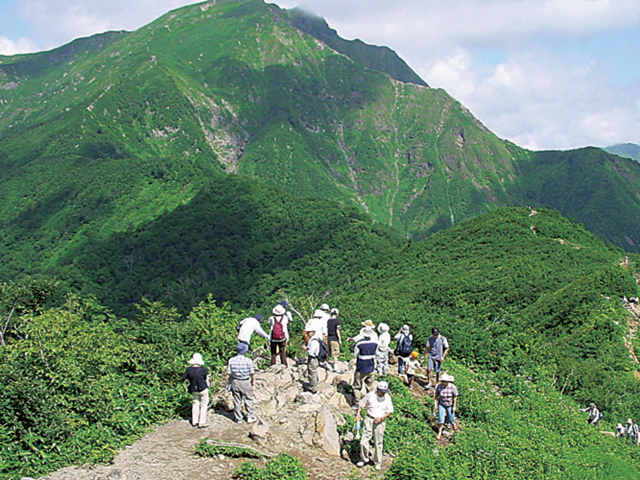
[1,0,640,292]
[605,142,640,161]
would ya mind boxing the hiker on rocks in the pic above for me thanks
[304,329,323,394]
[327,308,343,372]
[434,373,459,439]
[376,323,391,376]
[394,324,413,374]
[268,304,290,366]
[423,327,449,389]
[352,327,378,404]
[305,309,328,340]
[580,403,602,426]
[182,353,209,428]
[355,381,394,471]
[405,351,422,390]
[349,320,379,343]
[237,314,269,346]
[227,343,256,424]
[627,419,639,444]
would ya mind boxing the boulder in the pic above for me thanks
[249,422,270,442]
[313,406,341,457]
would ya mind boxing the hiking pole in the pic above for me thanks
[355,419,361,440]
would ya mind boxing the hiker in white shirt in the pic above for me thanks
[355,381,394,471]
[237,314,269,345]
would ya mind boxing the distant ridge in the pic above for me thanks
[287,8,428,87]
[604,143,640,161]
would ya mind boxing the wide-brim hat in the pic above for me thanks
[378,322,389,333]
[313,309,325,318]
[628,418,633,424]
[237,343,249,355]
[188,353,204,365]
[320,303,330,311]
[440,373,455,382]
[362,320,375,328]
[401,324,410,333]
[273,304,286,315]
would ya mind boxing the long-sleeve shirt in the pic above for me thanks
[238,317,269,344]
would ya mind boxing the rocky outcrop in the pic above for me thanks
[217,357,361,458]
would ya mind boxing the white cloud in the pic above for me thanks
[0,35,39,55]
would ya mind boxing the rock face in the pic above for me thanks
[222,355,361,458]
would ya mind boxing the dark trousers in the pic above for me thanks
[270,340,287,366]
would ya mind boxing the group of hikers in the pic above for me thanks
[182,302,459,470]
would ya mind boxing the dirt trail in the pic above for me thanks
[39,361,456,480]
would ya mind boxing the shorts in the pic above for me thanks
[428,357,442,372]
[329,340,341,358]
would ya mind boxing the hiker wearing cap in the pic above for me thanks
[405,351,422,390]
[355,381,394,471]
[423,327,449,389]
[580,403,602,426]
[304,329,323,393]
[352,328,378,403]
[327,308,342,372]
[182,353,209,428]
[394,325,413,375]
[434,373,459,439]
[268,304,290,366]
[349,320,379,343]
[305,309,328,340]
[279,300,294,323]
[237,314,269,346]
[227,343,257,423]
[376,323,391,376]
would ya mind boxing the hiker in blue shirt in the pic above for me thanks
[423,327,449,389]
[352,328,378,404]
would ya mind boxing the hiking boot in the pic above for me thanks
[375,464,382,470]
[356,461,366,468]
[247,415,257,424]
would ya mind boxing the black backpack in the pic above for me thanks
[395,334,413,357]
[313,338,330,362]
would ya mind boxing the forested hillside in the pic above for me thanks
[1,0,640,277]
[3,208,640,479]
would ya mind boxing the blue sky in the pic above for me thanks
[1,0,640,151]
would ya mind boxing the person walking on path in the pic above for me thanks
[355,381,394,471]
[376,323,391,376]
[627,419,640,444]
[434,373,459,439]
[394,325,413,375]
[182,353,209,428]
[405,351,421,390]
[349,320,379,344]
[268,304,290,366]
[304,329,323,393]
[352,328,378,403]
[227,343,256,423]
[327,308,343,372]
[237,314,269,346]
[580,403,602,426]
[424,327,449,389]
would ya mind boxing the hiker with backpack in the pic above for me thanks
[268,304,290,366]
[376,323,391,376]
[352,327,378,404]
[305,309,329,340]
[394,325,413,375]
[423,327,449,389]
[303,328,328,394]
[182,353,210,428]
[580,403,602,426]
[237,314,269,346]
[327,308,343,372]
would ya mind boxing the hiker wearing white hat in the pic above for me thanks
[182,353,209,428]
[348,320,379,344]
[434,373,459,439]
[355,381,394,471]
[352,327,378,403]
[268,304,290,366]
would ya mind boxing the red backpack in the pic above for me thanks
[272,316,286,341]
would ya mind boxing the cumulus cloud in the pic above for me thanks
[0,35,39,55]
